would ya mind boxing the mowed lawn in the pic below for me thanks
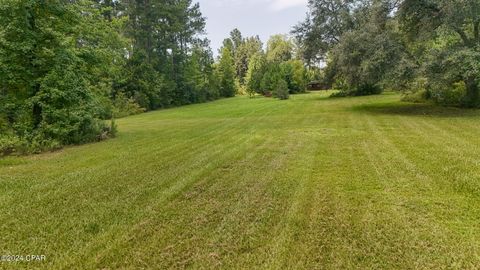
[1,92,480,269]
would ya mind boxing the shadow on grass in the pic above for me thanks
[352,102,480,118]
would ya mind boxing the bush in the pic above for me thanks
[29,61,112,146]
[0,135,23,156]
[401,77,429,103]
[430,81,467,107]
[401,89,429,103]
[113,92,146,118]
[25,136,63,154]
[355,84,382,96]
[0,116,8,134]
[274,79,290,100]
[422,48,480,108]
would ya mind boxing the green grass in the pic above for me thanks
[1,92,480,269]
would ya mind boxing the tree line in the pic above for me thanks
[2,0,478,155]
[0,0,311,155]
[294,0,480,106]
[0,1,254,154]
[219,30,310,100]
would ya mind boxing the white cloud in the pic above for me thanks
[209,0,307,12]
[269,0,307,11]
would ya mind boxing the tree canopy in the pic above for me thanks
[294,0,480,105]
[2,0,479,155]
[0,0,226,155]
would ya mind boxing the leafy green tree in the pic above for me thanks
[266,35,294,63]
[0,0,241,155]
[122,0,207,108]
[119,50,168,109]
[274,79,290,100]
[244,38,307,97]
[399,0,480,107]
[245,52,267,96]
[221,29,264,84]
[183,44,216,103]
[0,0,116,151]
[235,36,263,84]
[280,60,307,93]
[331,1,407,95]
[293,0,359,65]
[230,28,244,55]
[261,63,284,95]
[217,47,237,97]
[294,0,409,96]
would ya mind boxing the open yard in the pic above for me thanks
[1,92,480,269]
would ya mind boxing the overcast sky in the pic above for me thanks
[197,0,308,55]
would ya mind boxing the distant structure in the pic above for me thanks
[307,81,329,91]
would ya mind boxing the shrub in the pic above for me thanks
[0,116,7,134]
[430,81,467,107]
[0,135,23,156]
[401,77,429,103]
[401,89,429,103]
[355,84,382,96]
[28,61,112,146]
[26,136,63,154]
[274,79,290,100]
[113,92,146,118]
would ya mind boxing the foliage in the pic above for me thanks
[325,1,407,96]
[274,78,290,100]
[398,0,480,107]
[235,36,263,84]
[400,77,430,103]
[120,0,211,108]
[421,45,480,107]
[221,29,264,85]
[401,89,429,103]
[118,51,168,110]
[245,52,267,97]
[266,35,294,63]
[293,0,359,66]
[0,135,23,156]
[280,60,307,94]
[217,47,237,98]
[0,0,227,155]
[30,60,111,145]
[261,63,284,96]
[0,0,119,154]
[294,0,480,104]
[113,92,146,118]
[430,81,469,107]
[297,0,480,105]
[220,29,301,99]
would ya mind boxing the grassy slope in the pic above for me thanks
[1,92,480,269]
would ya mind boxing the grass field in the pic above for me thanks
[1,92,480,269]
